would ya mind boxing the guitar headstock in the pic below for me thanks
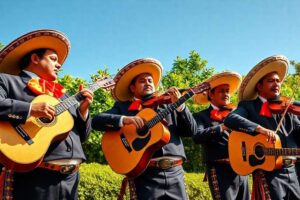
[190,82,210,94]
[94,76,115,90]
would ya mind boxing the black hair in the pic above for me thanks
[255,78,264,92]
[207,87,215,101]
[130,76,138,86]
[19,48,49,69]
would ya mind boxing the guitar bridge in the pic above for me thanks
[120,133,132,152]
[242,141,247,161]
[13,125,33,145]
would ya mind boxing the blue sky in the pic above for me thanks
[1,0,299,81]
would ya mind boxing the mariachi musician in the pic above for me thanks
[0,30,93,200]
[192,71,250,200]
[92,58,197,200]
[224,55,300,200]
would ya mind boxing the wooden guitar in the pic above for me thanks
[101,82,210,177]
[0,77,114,172]
[229,131,300,175]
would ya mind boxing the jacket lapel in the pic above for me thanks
[19,71,33,84]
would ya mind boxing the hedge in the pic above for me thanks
[78,163,212,200]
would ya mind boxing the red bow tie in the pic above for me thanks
[259,101,272,118]
[210,109,230,121]
[27,78,66,98]
[128,99,143,111]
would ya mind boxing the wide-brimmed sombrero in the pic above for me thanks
[112,58,163,102]
[193,71,242,105]
[0,29,70,75]
[238,55,288,101]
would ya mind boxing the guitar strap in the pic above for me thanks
[251,170,271,200]
[207,167,221,200]
[118,177,137,200]
[128,178,137,200]
[0,167,4,200]
[0,167,13,200]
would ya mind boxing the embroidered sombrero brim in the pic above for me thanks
[238,55,288,101]
[112,58,163,102]
[0,29,70,75]
[193,71,242,105]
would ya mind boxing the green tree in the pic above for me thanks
[162,50,215,113]
[0,43,4,50]
[291,60,300,76]
[281,60,300,99]
[162,50,215,172]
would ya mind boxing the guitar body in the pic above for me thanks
[228,131,283,175]
[102,108,171,177]
[0,94,74,172]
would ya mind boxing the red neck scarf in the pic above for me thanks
[27,78,66,98]
[259,101,272,118]
[210,109,230,121]
[128,99,143,111]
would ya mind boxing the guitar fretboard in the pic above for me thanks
[264,148,300,156]
[55,81,104,115]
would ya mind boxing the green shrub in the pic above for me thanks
[78,163,124,200]
[185,172,211,200]
[79,163,212,200]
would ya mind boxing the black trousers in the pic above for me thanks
[206,163,250,200]
[264,165,300,200]
[134,165,188,200]
[13,168,79,200]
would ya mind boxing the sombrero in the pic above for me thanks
[0,29,70,75]
[112,58,163,102]
[238,55,288,101]
[193,71,242,105]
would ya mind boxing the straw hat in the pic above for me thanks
[193,71,242,105]
[238,55,288,101]
[112,58,163,102]
[0,29,70,75]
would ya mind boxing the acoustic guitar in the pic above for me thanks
[229,131,300,175]
[102,82,210,177]
[0,77,114,172]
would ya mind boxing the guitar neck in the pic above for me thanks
[265,148,300,156]
[55,82,101,115]
[145,90,194,129]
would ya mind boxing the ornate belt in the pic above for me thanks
[39,162,80,174]
[282,159,296,168]
[148,158,183,170]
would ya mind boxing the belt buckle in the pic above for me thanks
[60,165,76,174]
[157,159,173,170]
[283,159,293,167]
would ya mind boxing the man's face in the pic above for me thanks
[130,73,155,99]
[256,72,281,99]
[35,49,61,81]
[209,84,230,107]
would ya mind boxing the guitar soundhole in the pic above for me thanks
[254,144,264,159]
[137,126,149,136]
[36,117,56,126]
[39,117,53,123]
[132,133,152,151]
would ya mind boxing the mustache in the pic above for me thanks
[143,85,153,90]
[271,86,280,91]
[223,95,229,100]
